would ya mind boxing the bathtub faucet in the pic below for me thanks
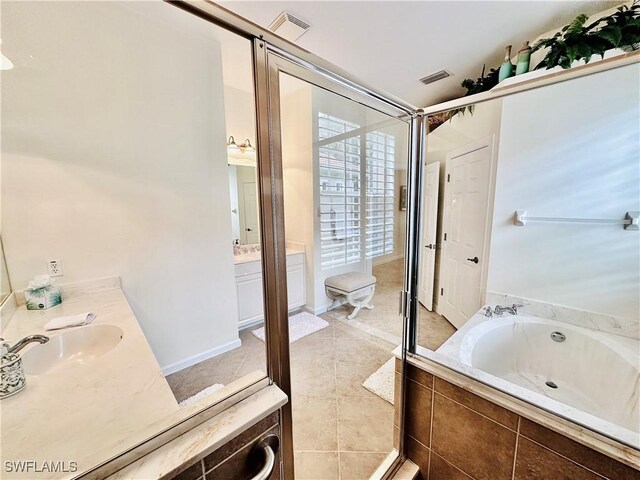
[483,306,493,317]
[494,304,524,316]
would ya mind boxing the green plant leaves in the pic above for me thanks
[595,26,623,47]
[533,3,639,70]
[458,1,638,98]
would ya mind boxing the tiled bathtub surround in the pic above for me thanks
[396,358,640,480]
[434,308,639,448]
[486,291,639,340]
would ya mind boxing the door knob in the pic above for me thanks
[425,244,435,249]
[466,256,479,264]
[246,228,253,231]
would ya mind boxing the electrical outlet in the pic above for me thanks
[47,259,63,277]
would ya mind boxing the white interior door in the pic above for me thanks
[242,182,260,244]
[418,161,440,310]
[439,140,493,328]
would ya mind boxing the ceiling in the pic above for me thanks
[218,0,616,108]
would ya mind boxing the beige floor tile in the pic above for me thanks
[292,397,338,451]
[171,359,241,402]
[294,451,340,479]
[291,336,336,364]
[335,338,391,365]
[336,361,385,398]
[292,360,337,398]
[339,452,388,480]
[337,397,394,452]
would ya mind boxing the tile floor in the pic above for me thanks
[165,257,457,479]
[329,259,457,350]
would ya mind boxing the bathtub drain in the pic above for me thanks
[545,381,558,389]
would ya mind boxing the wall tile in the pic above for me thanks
[202,411,279,472]
[429,451,473,480]
[519,419,640,480]
[407,363,433,389]
[205,425,280,480]
[514,437,603,480]
[405,379,432,448]
[171,460,204,480]
[405,435,429,480]
[434,378,518,430]
[431,393,516,480]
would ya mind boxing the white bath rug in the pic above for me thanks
[251,311,329,344]
[179,383,224,408]
[362,357,395,405]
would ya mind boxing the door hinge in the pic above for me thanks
[440,288,444,296]
[444,233,447,241]
[447,174,450,182]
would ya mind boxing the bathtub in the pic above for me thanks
[435,310,640,449]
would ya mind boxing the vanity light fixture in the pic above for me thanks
[0,40,14,71]
[227,136,256,166]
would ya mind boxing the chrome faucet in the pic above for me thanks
[0,335,50,354]
[494,304,524,316]
[483,306,493,318]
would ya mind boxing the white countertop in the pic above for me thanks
[233,247,304,265]
[0,280,180,479]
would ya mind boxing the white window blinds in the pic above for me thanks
[365,131,395,258]
[318,112,395,268]
[318,113,362,268]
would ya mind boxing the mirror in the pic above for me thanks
[417,63,639,448]
[229,165,260,246]
[1,1,267,476]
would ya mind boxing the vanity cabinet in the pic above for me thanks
[234,252,306,329]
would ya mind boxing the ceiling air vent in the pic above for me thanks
[268,12,310,42]
[420,70,452,85]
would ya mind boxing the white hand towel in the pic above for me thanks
[44,312,96,331]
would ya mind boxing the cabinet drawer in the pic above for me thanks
[234,259,262,277]
[285,252,304,267]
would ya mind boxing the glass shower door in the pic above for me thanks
[263,52,412,478]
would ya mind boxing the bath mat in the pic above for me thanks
[251,311,329,343]
[362,357,395,405]
[179,383,224,408]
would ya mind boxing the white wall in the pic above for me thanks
[1,2,240,369]
[281,78,317,309]
[488,64,640,319]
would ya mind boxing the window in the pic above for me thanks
[318,113,395,268]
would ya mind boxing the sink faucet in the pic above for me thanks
[0,335,50,354]
[494,304,524,316]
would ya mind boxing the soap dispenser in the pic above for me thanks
[498,45,514,82]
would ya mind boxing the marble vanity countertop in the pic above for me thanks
[0,279,180,479]
[233,247,304,265]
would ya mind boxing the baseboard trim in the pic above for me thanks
[305,304,331,316]
[372,253,404,267]
[162,338,241,376]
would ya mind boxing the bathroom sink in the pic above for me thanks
[21,324,123,375]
